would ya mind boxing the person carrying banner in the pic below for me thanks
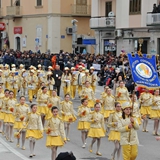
[139,88,153,132]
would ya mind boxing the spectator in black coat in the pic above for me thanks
[52,65,63,96]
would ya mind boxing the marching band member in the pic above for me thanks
[37,82,46,97]
[0,69,5,89]
[151,89,160,135]
[116,80,130,105]
[60,94,76,141]
[46,71,55,96]
[102,88,115,133]
[108,102,122,160]
[80,81,95,108]
[25,104,43,158]
[70,67,78,99]
[46,89,61,120]
[61,67,72,96]
[18,64,25,92]
[37,86,50,127]
[139,88,153,132]
[0,86,5,133]
[100,86,109,112]
[48,66,53,72]
[77,98,91,148]
[4,91,17,142]
[1,89,9,135]
[46,106,66,160]
[82,70,92,87]
[8,70,19,98]
[118,102,139,160]
[19,64,25,75]
[88,103,105,156]
[19,69,27,96]
[26,70,38,103]
[131,94,141,125]
[14,96,29,149]
[77,66,84,96]
[37,64,45,75]
[4,64,10,89]
[90,66,97,93]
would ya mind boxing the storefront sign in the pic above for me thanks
[14,27,22,34]
[0,23,5,31]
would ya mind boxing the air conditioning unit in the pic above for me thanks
[66,27,73,35]
[106,18,115,27]
[115,29,123,37]
[1,31,6,39]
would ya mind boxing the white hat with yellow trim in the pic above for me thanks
[122,102,132,110]
[38,64,42,68]
[64,67,69,70]
[90,66,95,70]
[48,66,53,69]
[11,64,16,68]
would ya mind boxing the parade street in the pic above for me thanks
[0,85,159,160]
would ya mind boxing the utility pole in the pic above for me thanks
[71,19,78,54]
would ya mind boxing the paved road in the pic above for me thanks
[0,86,159,160]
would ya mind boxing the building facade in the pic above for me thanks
[90,0,160,55]
[0,0,94,53]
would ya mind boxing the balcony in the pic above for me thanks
[6,6,22,17]
[71,4,91,16]
[146,12,160,26]
[90,17,115,29]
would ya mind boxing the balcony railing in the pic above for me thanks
[146,12,160,26]
[71,4,91,16]
[90,17,115,29]
[6,6,22,17]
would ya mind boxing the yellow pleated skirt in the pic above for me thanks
[0,112,5,120]
[38,106,49,115]
[77,121,90,130]
[26,129,43,140]
[140,106,151,115]
[14,121,26,129]
[104,110,115,118]
[108,130,120,141]
[4,113,15,123]
[88,128,105,138]
[150,110,160,119]
[46,136,64,147]
[88,100,95,108]
[62,114,76,123]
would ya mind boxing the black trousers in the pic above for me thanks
[54,85,61,96]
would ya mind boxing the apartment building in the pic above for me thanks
[0,0,94,53]
[90,0,160,55]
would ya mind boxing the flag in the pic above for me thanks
[127,53,160,88]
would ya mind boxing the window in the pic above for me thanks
[15,0,20,6]
[129,0,141,15]
[76,0,87,5]
[37,0,42,6]
[105,2,112,17]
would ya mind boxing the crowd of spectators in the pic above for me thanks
[0,49,135,93]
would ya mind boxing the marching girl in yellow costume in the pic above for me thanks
[89,66,97,93]
[8,70,19,98]
[46,106,66,160]
[45,71,55,96]
[150,89,160,135]
[102,88,115,132]
[47,89,61,119]
[0,70,6,90]
[37,86,50,126]
[26,70,38,103]
[0,86,4,133]
[118,102,139,160]
[88,103,105,156]
[25,104,43,158]
[77,98,91,148]
[131,94,141,125]
[3,64,10,89]
[61,67,72,96]
[14,96,29,149]
[82,70,92,87]
[80,81,95,108]
[139,88,153,132]
[4,90,17,142]
[116,80,130,105]
[70,67,78,99]
[19,69,27,96]
[60,94,76,141]
[108,102,122,160]
[1,89,9,135]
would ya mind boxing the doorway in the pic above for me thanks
[137,40,148,54]
[16,37,21,50]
